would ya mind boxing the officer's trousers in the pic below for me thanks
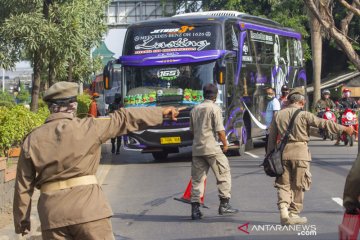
[275,160,312,214]
[191,153,231,202]
[41,217,114,240]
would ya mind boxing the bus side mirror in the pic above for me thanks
[103,61,113,90]
[217,67,226,85]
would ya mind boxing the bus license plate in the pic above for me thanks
[160,137,181,144]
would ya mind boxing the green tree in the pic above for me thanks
[304,0,360,70]
[0,0,109,112]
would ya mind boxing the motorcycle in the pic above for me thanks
[339,108,358,146]
[318,107,337,140]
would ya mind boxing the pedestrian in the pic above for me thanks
[265,87,281,153]
[88,92,100,117]
[13,81,182,239]
[279,85,290,109]
[190,83,239,220]
[109,93,123,154]
[314,89,336,114]
[267,87,354,225]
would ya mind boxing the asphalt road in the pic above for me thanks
[101,138,358,240]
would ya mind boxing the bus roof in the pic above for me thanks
[129,11,298,35]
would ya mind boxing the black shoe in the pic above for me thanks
[111,146,115,153]
[191,202,203,220]
[218,198,239,215]
[116,151,120,155]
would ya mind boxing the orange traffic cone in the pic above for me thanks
[174,177,208,208]
[339,212,360,240]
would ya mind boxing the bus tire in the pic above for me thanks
[152,152,168,161]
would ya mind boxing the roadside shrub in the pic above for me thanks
[0,91,15,107]
[77,93,92,118]
[0,105,49,156]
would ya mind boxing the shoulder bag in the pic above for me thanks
[262,109,302,177]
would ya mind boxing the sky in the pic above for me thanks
[104,28,127,58]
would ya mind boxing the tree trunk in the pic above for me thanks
[30,51,42,112]
[304,0,360,71]
[309,7,322,109]
[67,59,73,82]
[48,53,56,86]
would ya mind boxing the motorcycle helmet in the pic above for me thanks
[342,88,351,98]
[322,89,330,95]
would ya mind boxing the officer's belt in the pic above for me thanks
[41,175,98,193]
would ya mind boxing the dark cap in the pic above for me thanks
[203,83,218,99]
[287,87,305,100]
[281,85,289,92]
[43,81,79,102]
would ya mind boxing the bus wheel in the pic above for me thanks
[152,152,168,161]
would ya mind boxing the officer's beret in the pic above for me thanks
[43,81,79,101]
[203,83,218,98]
[287,87,305,100]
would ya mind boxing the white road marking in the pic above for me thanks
[332,197,344,207]
[244,152,260,159]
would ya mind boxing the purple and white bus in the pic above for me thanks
[103,11,306,161]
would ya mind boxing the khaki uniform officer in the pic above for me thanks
[343,153,360,214]
[189,83,238,220]
[13,82,181,239]
[267,87,353,225]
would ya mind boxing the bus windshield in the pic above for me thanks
[124,61,217,107]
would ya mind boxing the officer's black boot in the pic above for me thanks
[218,198,239,215]
[111,144,115,154]
[191,202,203,220]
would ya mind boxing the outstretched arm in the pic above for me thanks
[94,106,185,143]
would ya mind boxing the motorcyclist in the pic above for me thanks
[338,88,358,110]
[315,89,336,115]
[335,88,358,145]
